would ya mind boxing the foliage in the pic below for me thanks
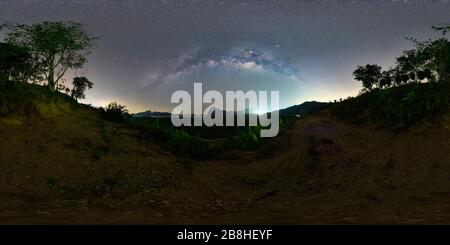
[130,117,220,159]
[353,64,382,92]
[3,21,96,91]
[341,26,450,127]
[99,102,129,122]
[353,26,450,93]
[130,115,298,159]
[70,76,93,101]
[402,37,450,82]
[330,82,450,128]
[0,42,32,82]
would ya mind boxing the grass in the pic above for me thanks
[0,80,76,118]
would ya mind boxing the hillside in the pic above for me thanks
[0,81,180,200]
[330,82,450,128]
[132,111,171,118]
[279,101,329,117]
[1,81,450,223]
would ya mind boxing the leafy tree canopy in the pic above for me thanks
[3,21,96,90]
[0,42,31,82]
[71,76,93,101]
[353,25,450,92]
[353,64,382,92]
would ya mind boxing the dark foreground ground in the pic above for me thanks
[1,107,450,224]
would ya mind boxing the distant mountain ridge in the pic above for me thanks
[132,111,171,118]
[278,101,329,117]
[132,101,329,118]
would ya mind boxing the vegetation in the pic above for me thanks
[331,26,450,128]
[0,79,76,117]
[2,21,449,159]
[0,42,32,82]
[1,21,96,91]
[70,76,93,101]
[0,21,98,121]
[330,82,450,127]
[130,116,298,159]
[353,64,382,92]
[99,102,130,122]
[350,25,449,93]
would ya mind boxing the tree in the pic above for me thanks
[353,64,382,92]
[3,21,96,91]
[71,76,93,101]
[424,38,450,81]
[402,36,449,82]
[395,49,420,77]
[416,68,433,81]
[432,24,450,35]
[379,70,393,88]
[0,42,31,82]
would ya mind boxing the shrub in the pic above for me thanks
[99,102,129,122]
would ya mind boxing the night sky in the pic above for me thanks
[1,0,449,112]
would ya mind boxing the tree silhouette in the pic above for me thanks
[432,24,450,35]
[71,76,93,101]
[3,22,96,91]
[353,64,382,92]
[395,49,419,79]
[101,102,129,122]
[0,42,31,82]
[379,70,393,88]
[353,26,449,91]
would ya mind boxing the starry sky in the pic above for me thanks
[1,0,449,112]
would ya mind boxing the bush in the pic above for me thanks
[99,102,130,122]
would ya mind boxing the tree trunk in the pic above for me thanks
[47,55,55,91]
